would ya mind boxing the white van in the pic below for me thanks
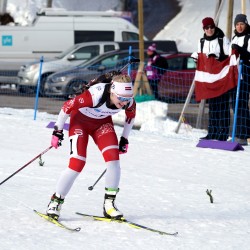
[0,9,141,61]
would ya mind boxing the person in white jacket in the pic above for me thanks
[46,73,136,220]
[230,14,250,146]
[192,17,230,141]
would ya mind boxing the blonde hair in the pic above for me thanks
[112,74,132,83]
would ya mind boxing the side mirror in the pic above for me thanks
[68,54,76,61]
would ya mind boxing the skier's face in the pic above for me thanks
[110,92,132,108]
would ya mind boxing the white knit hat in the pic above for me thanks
[111,81,133,96]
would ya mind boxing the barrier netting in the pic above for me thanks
[0,58,249,143]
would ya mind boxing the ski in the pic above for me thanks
[34,210,81,232]
[76,212,178,236]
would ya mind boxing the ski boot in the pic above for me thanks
[46,193,64,220]
[103,188,123,219]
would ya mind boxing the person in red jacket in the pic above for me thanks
[46,74,136,220]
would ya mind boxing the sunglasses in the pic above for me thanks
[204,25,215,30]
[113,92,133,102]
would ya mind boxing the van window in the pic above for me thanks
[122,32,139,41]
[72,45,99,60]
[75,31,115,43]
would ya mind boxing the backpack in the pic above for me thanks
[69,70,120,99]
[200,37,227,61]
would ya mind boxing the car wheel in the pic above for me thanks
[38,74,51,97]
[17,85,35,94]
[65,80,86,99]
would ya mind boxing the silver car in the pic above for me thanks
[17,41,120,96]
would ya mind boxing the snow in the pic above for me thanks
[6,0,122,26]
[155,0,248,52]
[2,1,250,249]
[1,105,250,250]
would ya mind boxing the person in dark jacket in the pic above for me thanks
[230,14,250,146]
[145,43,168,99]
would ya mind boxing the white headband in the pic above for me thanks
[111,81,134,96]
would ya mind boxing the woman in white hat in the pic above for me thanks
[46,74,136,220]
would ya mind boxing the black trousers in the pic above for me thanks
[230,78,250,139]
[149,79,159,99]
[207,91,230,140]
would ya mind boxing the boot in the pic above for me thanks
[103,188,123,219]
[46,193,64,220]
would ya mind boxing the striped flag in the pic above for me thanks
[194,52,238,102]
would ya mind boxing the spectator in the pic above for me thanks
[145,43,168,99]
[192,17,231,141]
[230,14,250,145]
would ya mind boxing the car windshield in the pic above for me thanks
[54,44,80,59]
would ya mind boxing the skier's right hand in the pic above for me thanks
[51,128,64,149]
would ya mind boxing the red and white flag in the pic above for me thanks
[194,53,239,102]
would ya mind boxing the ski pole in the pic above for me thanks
[119,58,140,73]
[88,169,107,191]
[0,145,53,186]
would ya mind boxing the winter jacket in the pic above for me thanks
[198,27,230,61]
[230,25,250,65]
[145,52,168,80]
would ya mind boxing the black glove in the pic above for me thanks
[231,43,250,60]
[119,136,129,154]
[51,127,64,148]
[208,53,217,58]
[231,44,243,53]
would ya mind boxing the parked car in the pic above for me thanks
[16,41,121,96]
[44,50,196,102]
[44,49,142,98]
[158,53,196,102]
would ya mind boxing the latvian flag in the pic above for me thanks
[125,86,132,91]
[194,52,239,102]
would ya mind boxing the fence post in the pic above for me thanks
[33,56,44,120]
[128,46,132,76]
[231,60,243,141]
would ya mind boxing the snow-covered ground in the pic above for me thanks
[1,106,250,250]
[2,1,250,249]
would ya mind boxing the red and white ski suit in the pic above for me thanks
[55,83,136,173]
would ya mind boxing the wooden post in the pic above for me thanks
[134,0,152,96]
[133,62,152,96]
[226,0,234,39]
[241,0,246,14]
[214,0,223,25]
